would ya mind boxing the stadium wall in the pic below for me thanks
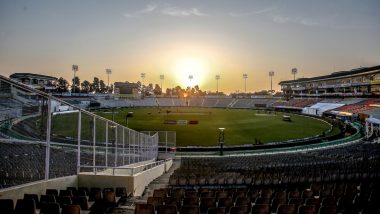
[78,159,172,196]
[0,175,77,205]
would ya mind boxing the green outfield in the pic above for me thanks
[90,107,335,147]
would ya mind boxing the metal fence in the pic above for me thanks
[142,131,176,149]
[0,75,159,189]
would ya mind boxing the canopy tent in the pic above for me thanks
[367,117,380,125]
[365,117,380,139]
[302,103,345,116]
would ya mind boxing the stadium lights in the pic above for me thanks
[291,68,298,81]
[141,73,146,86]
[243,73,248,93]
[269,71,275,95]
[106,68,112,92]
[215,75,220,94]
[160,74,164,94]
[72,65,79,93]
[188,75,193,87]
[141,73,146,95]
[219,127,225,156]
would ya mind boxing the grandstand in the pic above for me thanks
[279,65,380,98]
[1,73,380,214]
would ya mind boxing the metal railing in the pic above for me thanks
[0,75,159,189]
[79,158,171,176]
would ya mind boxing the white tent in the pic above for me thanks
[302,103,345,116]
[367,117,380,125]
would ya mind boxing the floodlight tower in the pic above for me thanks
[160,74,164,93]
[188,75,193,87]
[140,72,146,90]
[215,74,220,94]
[72,64,79,93]
[140,73,146,96]
[243,73,248,93]
[269,71,275,95]
[291,68,298,80]
[106,68,112,90]
[140,73,146,85]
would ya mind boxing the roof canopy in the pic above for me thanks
[279,65,380,85]
[367,117,380,125]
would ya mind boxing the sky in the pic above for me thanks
[0,0,379,93]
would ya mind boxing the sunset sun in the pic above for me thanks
[173,57,209,88]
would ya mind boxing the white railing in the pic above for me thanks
[0,75,159,189]
[78,158,171,176]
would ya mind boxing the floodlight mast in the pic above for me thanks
[215,75,220,94]
[243,73,248,93]
[160,74,164,94]
[106,68,112,90]
[269,71,275,95]
[72,65,78,93]
[291,68,298,81]
[188,75,193,87]
[140,73,146,94]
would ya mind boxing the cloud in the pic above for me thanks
[229,8,274,17]
[123,4,157,17]
[271,15,321,26]
[161,7,208,17]
[123,3,208,18]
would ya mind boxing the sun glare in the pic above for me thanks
[173,57,208,88]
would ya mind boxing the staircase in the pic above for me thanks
[141,158,181,200]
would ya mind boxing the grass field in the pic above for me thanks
[89,107,334,147]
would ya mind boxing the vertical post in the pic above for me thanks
[219,128,225,156]
[166,131,168,154]
[45,95,52,180]
[135,131,138,163]
[105,121,108,167]
[152,135,154,160]
[134,131,137,163]
[114,125,118,167]
[156,134,159,159]
[146,135,148,160]
[122,127,125,165]
[128,129,131,164]
[92,116,96,173]
[145,135,147,161]
[144,134,146,161]
[138,133,141,162]
[271,76,272,93]
[77,111,81,174]
[139,133,142,162]
[148,135,151,160]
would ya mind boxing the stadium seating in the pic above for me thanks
[0,186,130,214]
[215,98,234,108]
[273,99,322,109]
[334,99,380,114]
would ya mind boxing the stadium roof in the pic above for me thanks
[10,73,58,80]
[279,65,380,85]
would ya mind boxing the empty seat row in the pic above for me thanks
[0,198,83,214]
[135,202,345,214]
